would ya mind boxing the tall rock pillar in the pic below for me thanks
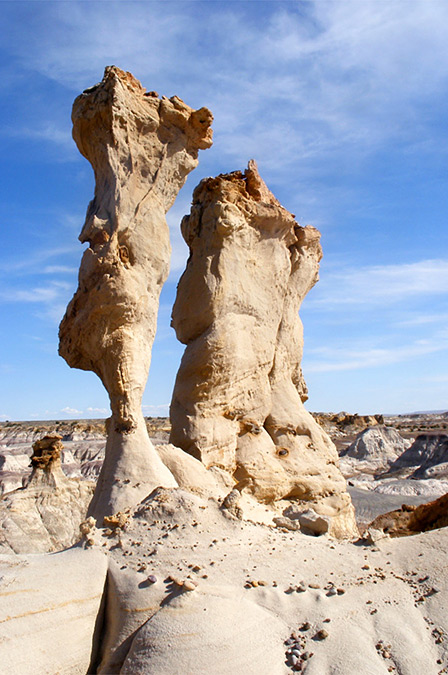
[170,161,357,538]
[59,66,213,522]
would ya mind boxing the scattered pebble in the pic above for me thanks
[182,580,197,592]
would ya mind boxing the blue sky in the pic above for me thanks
[0,0,447,420]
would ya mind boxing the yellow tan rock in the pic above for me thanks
[59,67,213,521]
[170,161,357,538]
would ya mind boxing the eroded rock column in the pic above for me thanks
[170,162,357,537]
[59,66,213,522]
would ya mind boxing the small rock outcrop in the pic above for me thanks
[386,434,448,479]
[368,492,448,537]
[170,162,357,538]
[59,66,213,522]
[339,426,411,474]
[313,412,384,436]
[0,436,94,553]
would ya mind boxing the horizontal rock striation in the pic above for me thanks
[170,161,357,537]
[59,66,212,521]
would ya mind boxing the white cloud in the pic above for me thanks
[0,280,73,304]
[86,407,108,415]
[307,259,448,308]
[142,404,169,416]
[1,123,74,152]
[60,406,83,415]
[2,0,448,177]
[0,245,79,277]
[422,374,448,384]
[396,312,448,327]
[305,331,448,373]
[43,265,78,275]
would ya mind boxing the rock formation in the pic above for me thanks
[59,66,213,522]
[170,162,357,538]
[2,484,447,675]
[313,412,384,437]
[386,434,448,479]
[0,548,108,673]
[368,492,448,537]
[339,426,412,475]
[0,435,94,553]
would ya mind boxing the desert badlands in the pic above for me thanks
[0,67,447,674]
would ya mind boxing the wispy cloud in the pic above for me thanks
[42,265,78,275]
[396,312,448,327]
[0,281,72,304]
[307,259,448,308]
[305,330,448,373]
[1,123,74,152]
[0,245,79,277]
[2,1,447,176]
[142,404,169,416]
[61,406,83,415]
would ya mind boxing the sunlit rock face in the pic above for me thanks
[59,66,213,522]
[170,161,357,538]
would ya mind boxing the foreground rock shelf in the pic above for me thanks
[1,487,447,674]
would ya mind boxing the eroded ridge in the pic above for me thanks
[170,161,357,538]
[59,66,213,521]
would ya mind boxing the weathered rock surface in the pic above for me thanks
[121,585,286,675]
[155,443,223,498]
[386,434,448,479]
[339,426,411,474]
[313,412,384,437]
[368,492,448,537]
[283,505,331,536]
[170,162,357,538]
[59,66,213,522]
[0,436,94,553]
[0,548,107,674]
[1,482,447,674]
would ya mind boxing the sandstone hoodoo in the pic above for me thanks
[29,434,63,477]
[0,435,94,553]
[170,161,357,538]
[59,66,213,522]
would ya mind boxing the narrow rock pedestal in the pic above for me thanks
[59,66,213,522]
